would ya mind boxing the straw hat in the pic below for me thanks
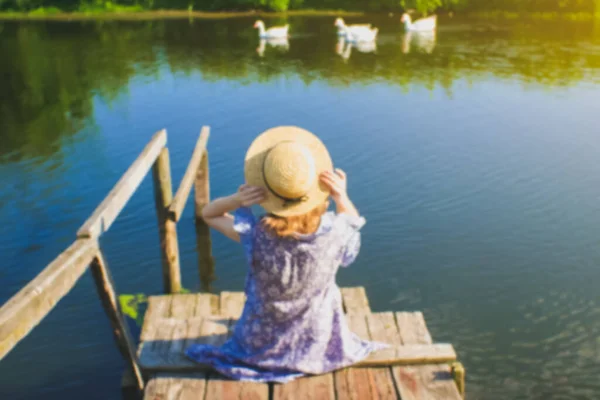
[245,126,333,217]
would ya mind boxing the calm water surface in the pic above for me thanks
[1,16,600,400]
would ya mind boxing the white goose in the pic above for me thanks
[334,17,372,37]
[253,20,289,39]
[401,13,437,32]
[345,26,378,43]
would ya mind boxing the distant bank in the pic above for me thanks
[0,9,364,20]
[0,9,599,21]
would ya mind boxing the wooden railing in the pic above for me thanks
[0,127,211,394]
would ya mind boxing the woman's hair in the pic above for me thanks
[261,202,328,238]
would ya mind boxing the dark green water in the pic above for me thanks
[1,15,600,399]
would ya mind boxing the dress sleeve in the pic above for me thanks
[233,207,257,265]
[335,213,366,268]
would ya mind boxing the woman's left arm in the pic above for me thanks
[201,185,266,242]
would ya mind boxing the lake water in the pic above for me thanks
[1,15,600,399]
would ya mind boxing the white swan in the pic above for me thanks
[345,26,378,43]
[256,38,290,57]
[401,13,437,32]
[334,17,372,37]
[253,20,289,39]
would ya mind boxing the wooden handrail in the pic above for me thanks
[77,129,167,239]
[169,126,210,222]
[0,126,213,389]
[0,239,98,360]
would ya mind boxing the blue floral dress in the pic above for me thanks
[186,207,385,383]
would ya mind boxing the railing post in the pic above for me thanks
[152,147,182,294]
[90,250,144,392]
[194,152,215,291]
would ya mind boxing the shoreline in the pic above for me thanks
[0,9,598,21]
[0,9,364,21]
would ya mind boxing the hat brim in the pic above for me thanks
[245,126,333,217]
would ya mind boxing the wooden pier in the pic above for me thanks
[140,287,463,400]
[0,128,465,399]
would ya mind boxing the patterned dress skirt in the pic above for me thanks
[186,208,386,383]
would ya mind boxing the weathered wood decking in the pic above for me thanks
[140,287,463,400]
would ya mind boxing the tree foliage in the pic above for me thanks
[1,0,600,13]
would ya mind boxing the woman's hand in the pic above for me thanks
[320,169,348,202]
[235,184,267,207]
[320,169,359,217]
[201,184,266,243]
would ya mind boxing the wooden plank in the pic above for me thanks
[354,313,396,399]
[274,374,335,400]
[0,239,98,360]
[219,292,245,318]
[140,316,232,372]
[363,312,404,368]
[341,287,371,315]
[153,320,177,368]
[152,147,182,294]
[143,373,207,400]
[169,126,210,222]
[367,312,402,345]
[195,316,232,347]
[170,294,197,319]
[91,251,144,391]
[395,312,432,345]
[77,129,167,239]
[391,364,461,400]
[183,317,206,349]
[139,319,185,371]
[193,293,219,317]
[205,376,268,400]
[334,367,377,400]
[166,319,190,366]
[355,344,456,366]
[346,313,369,339]
[335,314,397,400]
[141,296,173,341]
[392,312,462,400]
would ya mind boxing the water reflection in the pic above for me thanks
[337,38,377,62]
[1,17,599,162]
[401,31,437,54]
[256,37,290,58]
